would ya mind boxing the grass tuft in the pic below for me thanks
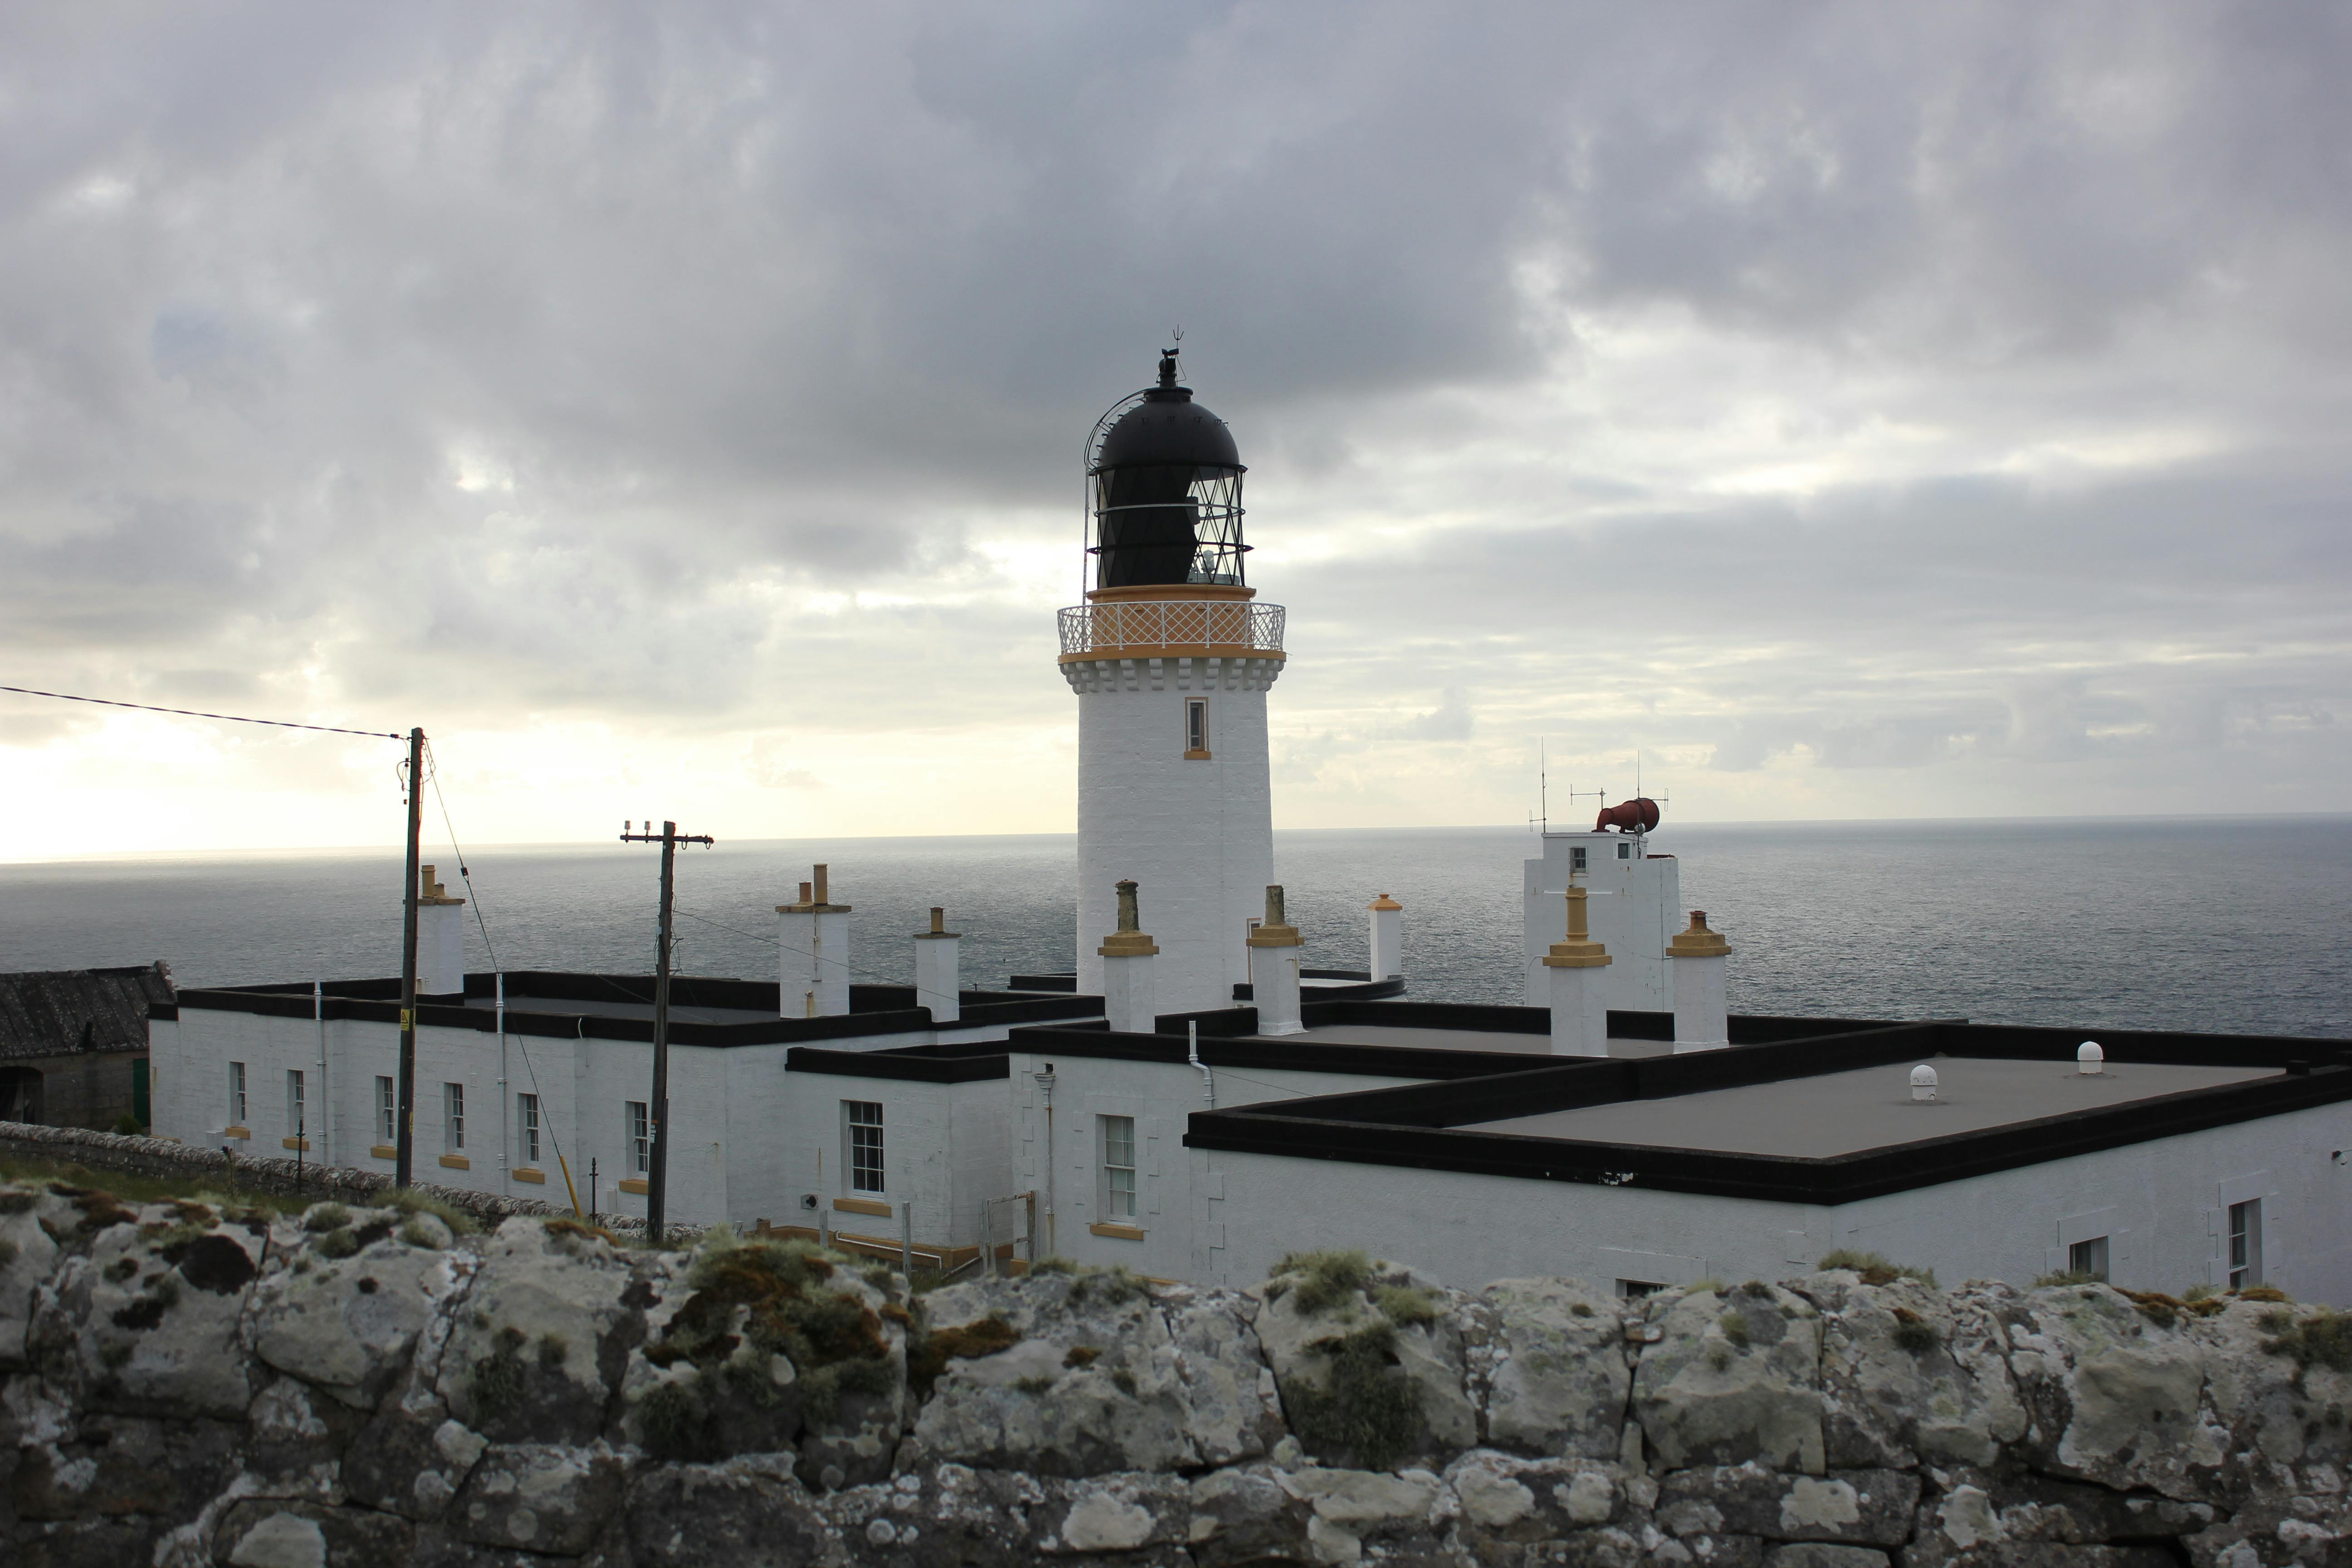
[1271,1249,1375,1318]
[1374,1284,1444,1328]
[302,1203,351,1234]
[642,1236,893,1426]
[2264,1309,2352,1373]
[1285,1319,1425,1470]
[2033,1269,2105,1289]
[1717,1311,1751,1349]
[1818,1249,1937,1289]
[906,1314,1020,1399]
[2121,1290,2185,1329]
[384,1189,478,1237]
[468,1326,528,1421]
[1890,1306,1941,1354]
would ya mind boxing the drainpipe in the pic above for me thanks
[496,973,509,1192]
[1034,1066,1056,1258]
[1188,1020,1213,1107]
[313,980,329,1167]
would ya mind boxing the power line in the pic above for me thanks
[0,683,401,739]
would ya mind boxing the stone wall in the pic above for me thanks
[2,1174,2347,1567]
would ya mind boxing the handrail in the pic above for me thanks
[1057,601,1285,657]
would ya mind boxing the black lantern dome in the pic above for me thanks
[1086,349,1248,590]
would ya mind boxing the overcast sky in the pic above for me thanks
[3,3,2347,857]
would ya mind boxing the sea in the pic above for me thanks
[2,817,2347,1039]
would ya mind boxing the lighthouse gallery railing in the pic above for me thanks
[1057,601,1286,658]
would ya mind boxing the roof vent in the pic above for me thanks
[2078,1040,2104,1075]
[1910,1063,1939,1102]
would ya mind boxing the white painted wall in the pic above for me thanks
[913,935,960,1023]
[1072,656,1278,1014]
[779,910,852,1017]
[773,1070,1009,1250]
[1522,834,1681,1009]
[1003,1047,1424,1281]
[418,903,466,996]
[1194,1098,2352,1303]
[150,998,1086,1232]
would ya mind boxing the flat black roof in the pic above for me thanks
[1182,1019,2352,1204]
[155,971,1103,1047]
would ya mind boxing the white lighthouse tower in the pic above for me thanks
[1062,349,1284,1015]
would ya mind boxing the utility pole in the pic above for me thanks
[395,727,424,1191]
[620,818,715,1242]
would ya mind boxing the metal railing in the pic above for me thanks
[1057,600,1285,657]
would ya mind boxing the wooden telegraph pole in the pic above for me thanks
[620,818,715,1242]
[395,727,425,1191]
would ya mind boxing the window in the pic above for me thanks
[2068,1236,2110,1281]
[2229,1200,2263,1289]
[443,1083,466,1152]
[1185,699,1209,757]
[1570,847,1588,872]
[628,1101,651,1174]
[518,1093,541,1166]
[228,1061,247,1127]
[286,1070,305,1137]
[846,1100,885,1194]
[1617,1279,1665,1299]
[376,1076,396,1143]
[1617,841,1632,860]
[1102,1115,1138,1221]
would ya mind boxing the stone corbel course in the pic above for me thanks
[0,1174,2346,1566]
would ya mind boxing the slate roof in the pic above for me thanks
[0,964,174,1060]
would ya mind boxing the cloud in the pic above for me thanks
[0,1,2348,852]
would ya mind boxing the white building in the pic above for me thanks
[145,874,1106,1252]
[1520,827,1680,1010]
[1066,349,1281,1016]
[138,350,2352,1299]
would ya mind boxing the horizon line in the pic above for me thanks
[4,807,2349,867]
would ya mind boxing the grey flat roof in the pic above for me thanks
[1255,1023,1672,1059]
[1461,1056,2278,1157]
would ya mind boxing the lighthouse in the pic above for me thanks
[1062,349,1284,1014]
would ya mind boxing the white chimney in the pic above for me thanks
[1543,878,1611,1057]
[1367,893,1404,982]
[777,862,852,1017]
[2078,1041,2104,1075]
[1911,1064,1939,1102]
[1247,884,1306,1036]
[1097,880,1159,1034]
[1666,910,1731,1053]
[416,865,467,997]
[913,906,961,1024]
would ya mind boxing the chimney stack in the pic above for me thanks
[416,864,467,998]
[1367,893,1404,982]
[1542,877,1611,1057]
[914,906,962,1025]
[776,862,852,1017]
[1666,910,1731,1053]
[1096,880,1161,1034]
[1245,884,1306,1036]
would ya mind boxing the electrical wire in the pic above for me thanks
[0,683,401,739]
[424,750,578,1192]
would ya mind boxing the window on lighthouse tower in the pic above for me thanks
[1185,699,1210,759]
